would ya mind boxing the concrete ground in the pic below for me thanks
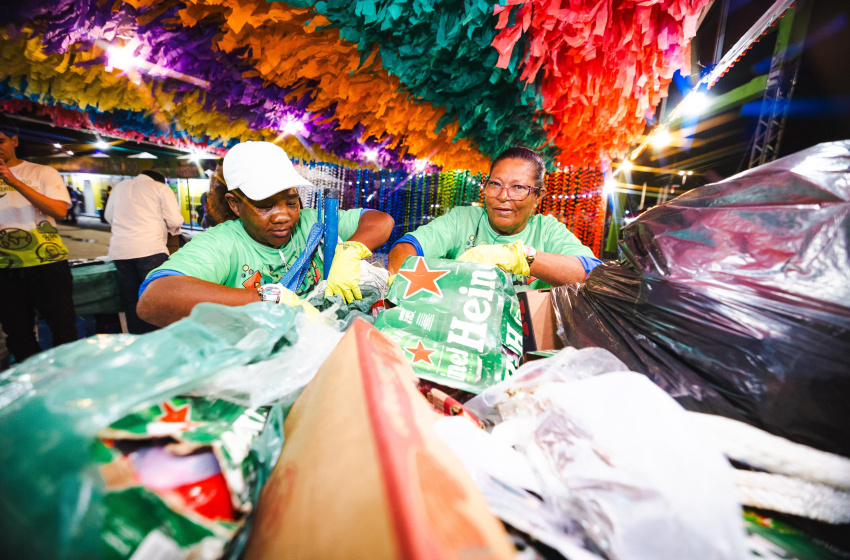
[57,215,203,260]
[56,216,113,260]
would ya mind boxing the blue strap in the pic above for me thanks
[577,256,603,274]
[279,221,324,292]
[392,234,424,256]
[138,270,185,298]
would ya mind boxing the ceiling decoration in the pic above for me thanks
[0,0,708,171]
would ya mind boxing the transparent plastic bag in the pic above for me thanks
[465,346,630,428]
[0,301,315,560]
[460,349,747,560]
[195,313,345,409]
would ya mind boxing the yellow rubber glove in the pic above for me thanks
[457,240,531,276]
[278,287,321,321]
[387,274,396,287]
[324,241,372,303]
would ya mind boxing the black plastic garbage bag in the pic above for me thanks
[552,141,850,456]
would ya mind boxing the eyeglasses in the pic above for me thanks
[483,180,540,201]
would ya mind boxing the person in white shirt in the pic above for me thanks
[0,115,77,363]
[105,169,184,333]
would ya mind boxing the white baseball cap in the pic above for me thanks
[222,141,313,200]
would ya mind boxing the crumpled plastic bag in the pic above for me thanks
[553,141,850,456]
[0,301,334,560]
[194,313,345,409]
[456,347,748,560]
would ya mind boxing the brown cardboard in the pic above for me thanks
[245,319,514,560]
[519,289,563,355]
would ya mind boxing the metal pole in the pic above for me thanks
[639,182,647,211]
[713,0,732,65]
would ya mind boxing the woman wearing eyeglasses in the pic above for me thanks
[387,147,601,289]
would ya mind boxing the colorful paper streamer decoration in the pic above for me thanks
[492,0,710,166]
[2,0,706,170]
[1,0,707,253]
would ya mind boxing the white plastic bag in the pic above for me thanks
[458,347,748,560]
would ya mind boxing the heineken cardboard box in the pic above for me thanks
[517,289,563,359]
[376,257,523,394]
[95,397,281,559]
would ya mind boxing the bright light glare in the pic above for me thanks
[186,151,215,162]
[650,129,672,148]
[619,160,633,172]
[53,143,62,149]
[282,119,307,136]
[687,170,693,176]
[95,140,110,150]
[414,159,428,171]
[107,45,140,70]
[365,149,379,161]
[602,178,617,197]
[681,91,709,116]
[66,150,74,156]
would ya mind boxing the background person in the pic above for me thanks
[64,185,78,223]
[105,169,184,334]
[197,190,208,229]
[388,146,602,289]
[100,185,112,223]
[75,187,85,216]
[137,141,394,327]
[0,114,77,362]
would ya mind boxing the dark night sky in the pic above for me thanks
[625,0,850,201]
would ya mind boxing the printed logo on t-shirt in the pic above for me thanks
[239,263,294,290]
[0,249,24,268]
[0,175,34,193]
[242,269,262,289]
[0,228,33,251]
[0,221,68,268]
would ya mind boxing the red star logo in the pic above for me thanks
[398,257,450,299]
[404,340,436,365]
[158,401,191,423]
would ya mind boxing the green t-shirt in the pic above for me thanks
[149,208,364,296]
[407,206,597,290]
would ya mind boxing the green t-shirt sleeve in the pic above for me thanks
[149,228,233,284]
[338,208,367,241]
[408,209,465,258]
[540,216,597,258]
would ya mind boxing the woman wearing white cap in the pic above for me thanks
[137,141,394,327]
